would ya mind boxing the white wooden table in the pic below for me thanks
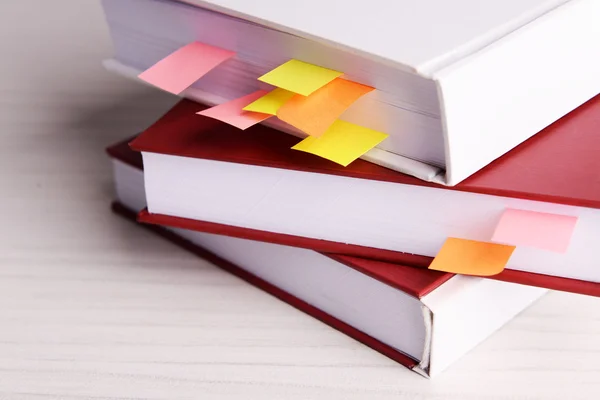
[1,1,600,398]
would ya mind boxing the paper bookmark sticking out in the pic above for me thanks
[492,209,578,253]
[258,59,343,96]
[277,78,374,137]
[242,88,296,115]
[138,42,235,94]
[292,120,388,166]
[429,238,515,276]
[197,91,272,130]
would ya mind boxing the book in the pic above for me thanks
[130,97,600,296]
[101,0,600,185]
[108,138,546,378]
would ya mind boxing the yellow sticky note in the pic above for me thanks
[242,88,296,115]
[429,238,515,276]
[292,120,388,166]
[258,59,343,96]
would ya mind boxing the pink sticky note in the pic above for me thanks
[197,91,272,130]
[138,42,235,94]
[492,209,578,253]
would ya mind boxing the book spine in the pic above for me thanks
[436,0,600,185]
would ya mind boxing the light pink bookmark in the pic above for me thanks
[138,42,235,94]
[197,91,272,130]
[492,208,578,253]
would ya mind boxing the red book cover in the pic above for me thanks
[109,137,600,297]
[125,95,600,296]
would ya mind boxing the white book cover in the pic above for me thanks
[102,0,600,184]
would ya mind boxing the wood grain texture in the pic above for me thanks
[1,1,600,398]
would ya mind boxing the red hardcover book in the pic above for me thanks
[129,96,600,296]
[108,139,546,377]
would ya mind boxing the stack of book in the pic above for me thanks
[100,0,600,378]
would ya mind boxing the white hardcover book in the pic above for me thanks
[101,0,600,184]
[108,145,547,378]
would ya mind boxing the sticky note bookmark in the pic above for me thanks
[242,88,296,115]
[278,78,374,137]
[292,120,388,166]
[492,209,578,253]
[258,59,343,96]
[138,42,235,94]
[197,91,272,130]
[429,238,515,276]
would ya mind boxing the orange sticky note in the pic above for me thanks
[429,238,515,276]
[492,209,578,253]
[139,42,235,94]
[291,120,388,166]
[197,91,272,130]
[278,78,374,137]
